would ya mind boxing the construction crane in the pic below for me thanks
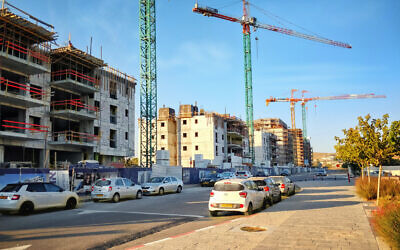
[139,0,157,168]
[265,91,387,139]
[193,1,351,164]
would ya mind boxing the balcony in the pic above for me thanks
[0,39,50,74]
[0,120,48,140]
[51,69,99,94]
[50,99,97,120]
[0,77,48,108]
[49,130,98,147]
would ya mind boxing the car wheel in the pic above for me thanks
[292,188,296,195]
[159,188,164,195]
[244,203,253,216]
[262,199,268,209]
[177,186,182,193]
[93,199,99,203]
[209,211,218,217]
[112,193,120,203]
[136,190,143,199]
[65,198,77,210]
[269,197,273,206]
[19,201,34,215]
[278,193,282,202]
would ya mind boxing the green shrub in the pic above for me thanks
[373,203,400,249]
[355,177,400,200]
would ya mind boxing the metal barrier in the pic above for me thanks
[51,69,99,88]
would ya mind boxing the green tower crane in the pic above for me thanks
[139,0,157,168]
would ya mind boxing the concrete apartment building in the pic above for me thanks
[254,118,293,166]
[289,129,304,167]
[0,6,135,168]
[254,130,278,167]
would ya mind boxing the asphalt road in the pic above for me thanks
[0,171,334,250]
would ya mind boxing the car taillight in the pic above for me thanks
[240,204,244,208]
[91,186,94,192]
[264,186,269,192]
[210,203,215,207]
[281,184,285,189]
[108,186,112,192]
[239,192,247,198]
[210,191,214,197]
[11,195,20,200]
[244,174,247,177]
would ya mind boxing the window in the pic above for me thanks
[216,146,218,156]
[195,145,199,151]
[164,177,171,183]
[161,122,165,127]
[94,127,99,136]
[161,147,165,150]
[125,109,129,117]
[94,101,100,108]
[44,183,62,192]
[195,119,198,124]
[171,177,177,181]
[183,133,187,138]
[110,105,117,124]
[109,81,117,99]
[29,116,40,127]
[183,146,187,151]
[222,134,224,140]
[195,132,198,137]
[183,120,187,125]
[110,129,117,148]
[161,135,165,139]
[115,179,124,186]
[27,183,46,192]
[215,132,218,143]
[222,147,224,153]
[125,132,128,140]
[124,179,133,186]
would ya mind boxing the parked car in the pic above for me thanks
[315,169,327,176]
[208,179,266,216]
[91,178,142,203]
[218,172,236,180]
[0,182,79,215]
[141,176,183,195]
[235,170,253,179]
[200,173,222,187]
[280,169,291,176]
[249,177,281,204]
[270,176,296,196]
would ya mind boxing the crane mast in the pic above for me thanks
[139,0,157,168]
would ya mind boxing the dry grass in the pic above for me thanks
[373,202,400,249]
[355,177,400,200]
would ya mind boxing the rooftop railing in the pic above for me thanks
[51,69,99,88]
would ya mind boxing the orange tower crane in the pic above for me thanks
[193,1,351,164]
[266,91,387,138]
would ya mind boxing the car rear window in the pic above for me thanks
[214,183,244,191]
[236,172,246,175]
[95,180,111,186]
[253,180,266,186]
[271,177,284,183]
[0,184,22,192]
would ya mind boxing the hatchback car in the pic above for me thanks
[208,179,266,216]
[249,177,281,204]
[315,169,327,176]
[200,173,222,187]
[0,182,79,215]
[91,178,142,203]
[141,176,183,195]
[270,176,296,196]
[218,172,236,180]
[235,170,253,179]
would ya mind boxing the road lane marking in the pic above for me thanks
[1,245,32,250]
[76,209,204,218]
[195,225,215,232]
[144,238,171,245]
[185,201,209,204]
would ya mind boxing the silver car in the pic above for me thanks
[0,182,79,215]
[141,176,183,195]
[270,176,296,196]
[249,177,282,205]
[91,178,142,203]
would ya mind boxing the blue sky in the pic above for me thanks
[17,0,399,153]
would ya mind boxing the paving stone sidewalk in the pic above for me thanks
[130,179,380,250]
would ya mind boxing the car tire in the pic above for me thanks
[262,199,268,209]
[65,198,77,210]
[93,199,99,203]
[19,201,34,215]
[136,190,143,199]
[159,188,164,195]
[209,211,218,217]
[269,197,273,206]
[177,186,182,193]
[112,193,120,203]
[244,203,253,216]
[292,188,296,195]
[278,193,282,202]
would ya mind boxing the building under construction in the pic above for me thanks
[0,4,136,168]
[289,129,304,167]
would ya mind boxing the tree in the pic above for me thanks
[335,114,400,205]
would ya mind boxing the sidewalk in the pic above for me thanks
[126,179,380,250]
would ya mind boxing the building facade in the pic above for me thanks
[254,131,278,167]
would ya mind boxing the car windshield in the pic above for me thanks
[205,174,218,178]
[221,172,233,177]
[214,183,244,191]
[150,177,164,183]
[236,172,247,175]
[0,184,22,192]
[270,176,285,183]
[95,180,111,186]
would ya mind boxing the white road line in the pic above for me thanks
[195,225,215,232]
[230,218,242,222]
[76,209,204,218]
[1,245,32,250]
[144,238,171,245]
[185,201,209,204]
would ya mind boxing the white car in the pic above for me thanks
[141,176,184,195]
[91,178,142,203]
[208,179,266,216]
[0,182,79,215]
[235,170,253,179]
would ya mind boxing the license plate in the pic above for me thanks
[220,203,233,208]
[96,194,103,197]
[143,190,148,192]
[0,196,7,199]
[203,182,209,184]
